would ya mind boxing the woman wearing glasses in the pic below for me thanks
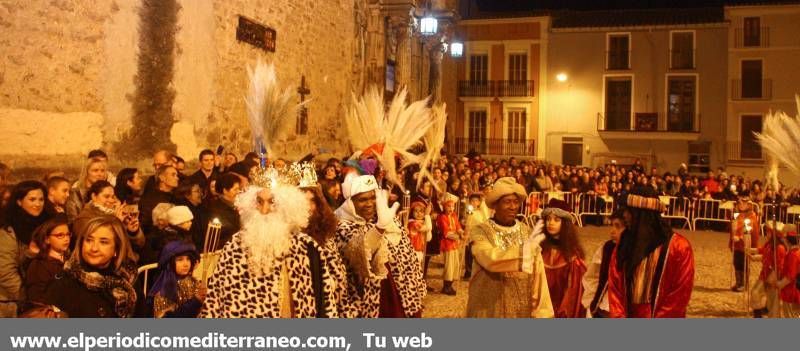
[25,215,71,305]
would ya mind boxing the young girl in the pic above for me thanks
[464,193,489,280]
[437,199,463,296]
[541,200,587,318]
[25,215,71,305]
[148,241,206,318]
[407,201,432,271]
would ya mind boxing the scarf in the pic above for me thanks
[63,254,137,318]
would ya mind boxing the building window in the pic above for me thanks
[743,17,761,47]
[506,109,526,143]
[667,76,696,132]
[670,32,694,69]
[468,110,488,153]
[740,115,763,159]
[607,34,630,70]
[604,77,632,130]
[469,54,488,82]
[741,60,763,99]
[688,142,711,173]
[508,54,527,81]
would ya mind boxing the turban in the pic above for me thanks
[626,194,666,212]
[542,199,574,222]
[341,174,379,200]
[485,177,526,208]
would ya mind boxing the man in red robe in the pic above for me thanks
[608,189,695,318]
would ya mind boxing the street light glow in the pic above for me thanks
[556,73,568,82]
[420,16,438,35]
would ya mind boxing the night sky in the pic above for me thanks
[473,0,795,11]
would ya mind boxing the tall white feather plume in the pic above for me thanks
[417,103,447,192]
[345,86,433,190]
[755,94,800,192]
[244,59,305,156]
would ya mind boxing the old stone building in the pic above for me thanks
[0,0,458,174]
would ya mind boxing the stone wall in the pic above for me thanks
[201,0,355,161]
[0,0,356,174]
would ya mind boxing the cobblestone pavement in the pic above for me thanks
[423,223,758,318]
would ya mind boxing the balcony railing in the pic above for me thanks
[451,138,535,156]
[669,50,695,70]
[731,79,772,100]
[605,50,630,70]
[726,141,763,161]
[734,27,770,48]
[457,80,535,97]
[597,113,701,133]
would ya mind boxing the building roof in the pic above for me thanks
[724,0,800,6]
[551,7,726,29]
[458,1,800,22]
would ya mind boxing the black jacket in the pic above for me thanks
[45,273,118,318]
[207,198,241,250]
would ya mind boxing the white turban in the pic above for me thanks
[336,173,380,223]
[341,173,379,200]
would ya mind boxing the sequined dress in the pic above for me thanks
[153,276,202,318]
[466,220,554,318]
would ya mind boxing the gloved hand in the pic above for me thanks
[375,189,400,231]
[522,220,546,274]
[525,219,546,256]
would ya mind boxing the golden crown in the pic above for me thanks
[249,166,287,189]
[290,162,318,188]
[249,162,318,189]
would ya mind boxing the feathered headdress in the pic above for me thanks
[244,59,305,159]
[417,103,447,192]
[345,86,433,190]
[755,95,800,193]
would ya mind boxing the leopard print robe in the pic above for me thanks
[200,232,360,318]
[336,220,426,317]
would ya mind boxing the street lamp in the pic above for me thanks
[420,16,438,35]
[556,72,568,82]
[450,41,463,57]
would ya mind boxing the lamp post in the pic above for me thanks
[414,4,456,106]
[450,41,463,58]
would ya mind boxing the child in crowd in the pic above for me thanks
[437,199,463,296]
[749,222,789,318]
[464,193,490,280]
[581,209,624,318]
[148,241,206,318]
[407,201,432,271]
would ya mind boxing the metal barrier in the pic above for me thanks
[514,191,778,232]
[692,199,732,230]
[661,196,693,231]
[136,263,159,296]
[525,192,546,216]
[760,203,800,233]
[576,194,614,227]
[542,191,582,227]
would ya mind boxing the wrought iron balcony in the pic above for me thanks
[450,138,536,156]
[457,80,535,98]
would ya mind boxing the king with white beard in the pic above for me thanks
[201,168,360,318]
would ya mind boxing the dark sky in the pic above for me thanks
[473,0,793,11]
